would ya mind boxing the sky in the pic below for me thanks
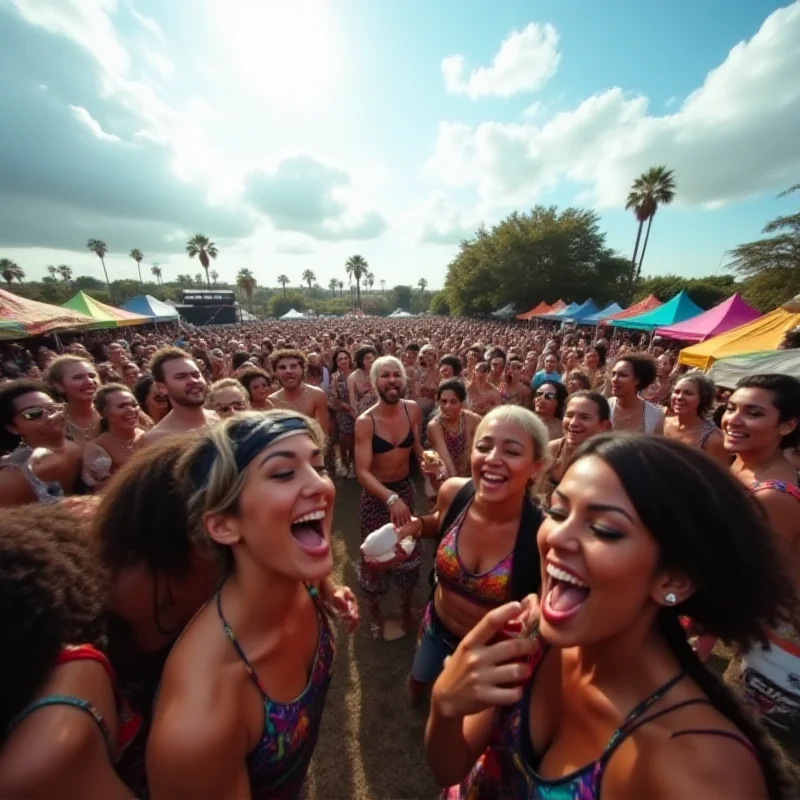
[0,0,798,292]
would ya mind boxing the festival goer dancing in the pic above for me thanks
[723,374,800,734]
[134,376,171,427]
[501,357,532,408]
[269,349,329,437]
[46,355,101,443]
[467,362,502,417]
[140,349,217,447]
[544,391,611,495]
[146,412,338,799]
[427,379,481,480]
[608,354,665,433]
[329,348,356,477]
[355,356,424,640]
[401,406,546,705]
[0,380,82,504]
[238,368,274,412]
[533,380,568,441]
[665,373,729,465]
[348,345,378,418]
[83,384,146,490]
[0,503,137,799]
[208,378,250,419]
[427,434,798,799]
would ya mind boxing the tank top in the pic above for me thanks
[0,445,64,503]
[216,585,334,799]
[435,500,513,606]
[441,412,469,477]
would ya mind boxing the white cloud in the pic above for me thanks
[68,104,122,142]
[142,44,173,79]
[428,2,800,210]
[414,193,484,245]
[129,6,165,45]
[442,23,560,99]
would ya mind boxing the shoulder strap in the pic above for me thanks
[437,480,476,541]
[509,497,543,601]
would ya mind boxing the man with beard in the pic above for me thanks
[140,348,217,447]
[354,355,424,640]
[268,349,329,437]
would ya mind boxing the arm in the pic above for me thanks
[428,419,457,479]
[408,400,425,463]
[347,371,358,414]
[398,477,470,540]
[313,388,329,438]
[0,467,37,506]
[425,706,495,788]
[757,489,800,561]
[703,429,731,467]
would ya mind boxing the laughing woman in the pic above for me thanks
[147,411,337,800]
[427,435,797,799]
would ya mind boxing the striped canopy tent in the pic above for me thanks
[62,291,151,329]
[517,301,551,320]
[0,288,94,340]
[582,302,624,324]
[603,294,661,323]
[610,290,702,331]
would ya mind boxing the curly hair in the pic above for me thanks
[616,353,658,391]
[0,503,108,733]
[238,368,270,400]
[271,348,307,373]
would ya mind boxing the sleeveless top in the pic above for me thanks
[371,403,414,454]
[450,649,756,799]
[435,500,513,606]
[353,375,378,417]
[441,412,469,477]
[216,585,334,800]
[608,397,663,434]
[0,445,64,503]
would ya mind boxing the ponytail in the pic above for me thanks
[660,613,798,799]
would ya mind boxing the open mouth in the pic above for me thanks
[290,509,329,555]
[481,471,507,488]
[543,562,590,625]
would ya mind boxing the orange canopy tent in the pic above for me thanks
[517,301,552,320]
[602,294,661,323]
[0,288,94,340]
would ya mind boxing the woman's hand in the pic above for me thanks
[396,517,424,540]
[327,586,359,633]
[432,602,539,720]
[388,497,412,529]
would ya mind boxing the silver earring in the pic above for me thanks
[664,592,677,605]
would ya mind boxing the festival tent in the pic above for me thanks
[539,302,579,321]
[548,299,567,314]
[516,301,551,320]
[679,296,800,370]
[707,350,800,386]
[610,290,702,331]
[0,288,95,340]
[389,309,413,318]
[655,293,761,343]
[121,294,180,323]
[561,299,599,321]
[603,294,661,323]
[582,302,624,325]
[279,308,305,320]
[491,303,516,318]
[62,291,151,329]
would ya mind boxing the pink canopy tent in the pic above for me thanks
[655,293,761,343]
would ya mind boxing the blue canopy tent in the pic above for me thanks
[582,302,624,325]
[491,303,517,318]
[610,290,702,331]
[561,299,599,321]
[121,295,180,323]
[538,301,579,321]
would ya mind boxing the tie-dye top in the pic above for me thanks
[435,499,513,606]
[216,585,334,800]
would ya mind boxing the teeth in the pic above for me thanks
[546,563,588,588]
[483,472,505,482]
[293,510,326,525]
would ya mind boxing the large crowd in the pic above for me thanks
[0,315,799,799]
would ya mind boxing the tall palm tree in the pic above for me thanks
[151,265,163,285]
[379,279,386,295]
[194,273,203,287]
[130,248,144,285]
[302,269,316,294]
[365,271,374,294]
[237,268,257,311]
[337,279,344,297]
[633,166,676,278]
[0,258,24,287]
[328,278,337,297]
[176,274,192,288]
[87,239,112,301]
[57,265,73,285]
[418,277,428,303]
[277,274,290,298]
[210,270,219,286]
[185,234,218,288]
[46,265,58,280]
[345,255,368,309]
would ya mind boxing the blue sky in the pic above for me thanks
[0,0,798,292]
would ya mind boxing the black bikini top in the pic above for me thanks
[371,404,414,454]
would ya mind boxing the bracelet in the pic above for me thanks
[386,492,400,507]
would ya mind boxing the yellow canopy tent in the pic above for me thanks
[679,296,800,371]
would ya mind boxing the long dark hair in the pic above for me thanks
[735,374,800,448]
[573,433,798,797]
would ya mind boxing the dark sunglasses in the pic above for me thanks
[535,391,557,401]
[16,403,63,421]
[216,401,248,414]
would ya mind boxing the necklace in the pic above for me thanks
[64,407,100,441]
[107,430,137,454]
[279,387,308,410]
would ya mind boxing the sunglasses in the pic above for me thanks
[535,391,557,401]
[216,401,248,414]
[17,403,64,421]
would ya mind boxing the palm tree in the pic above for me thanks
[633,166,676,277]
[365,271,375,294]
[418,277,428,303]
[302,269,316,295]
[337,279,344,297]
[0,258,24,287]
[277,274,290,298]
[87,239,112,301]
[57,265,73,285]
[237,268,257,311]
[194,273,204,287]
[328,278,337,297]
[176,274,192,288]
[185,234,218,288]
[380,279,386,294]
[210,270,219,286]
[46,265,58,280]
[130,248,144,285]
[151,265,163,285]
[345,255,368,309]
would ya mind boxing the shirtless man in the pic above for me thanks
[268,349,329,437]
[355,356,424,640]
[501,356,533,408]
[139,348,217,447]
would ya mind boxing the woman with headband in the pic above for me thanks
[146,411,344,800]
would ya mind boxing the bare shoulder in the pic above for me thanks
[439,477,471,508]
[548,437,562,457]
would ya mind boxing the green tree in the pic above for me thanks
[237,268,257,311]
[365,271,374,294]
[429,291,450,315]
[210,270,219,286]
[268,290,306,318]
[380,279,386,294]
[345,255,368,309]
[57,265,73,285]
[0,258,24,287]
[417,277,428,303]
[87,239,113,301]
[337,279,344,297]
[176,274,193,288]
[185,234,218,288]
[635,274,737,310]
[277,274,290,298]
[130,248,144,285]
[392,285,412,310]
[328,278,337,297]
[73,275,105,291]
[47,265,58,280]
[151,265,163,285]
[302,269,316,294]
[194,273,204,287]
[742,267,800,312]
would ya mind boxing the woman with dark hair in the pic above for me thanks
[427,379,482,481]
[584,345,606,391]
[47,355,101,443]
[329,348,356,477]
[238,368,274,412]
[82,384,145,490]
[533,380,568,441]
[427,434,798,799]
[348,344,378,417]
[0,380,83,505]
[665,372,728,465]
[723,374,800,734]
[0,502,137,799]
[644,352,677,407]
[608,354,665,434]
[134,375,171,426]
